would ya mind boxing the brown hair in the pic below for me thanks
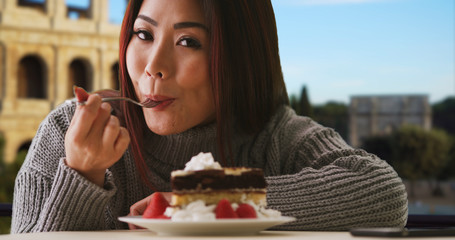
[119,0,288,187]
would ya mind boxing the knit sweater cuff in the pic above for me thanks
[38,158,117,231]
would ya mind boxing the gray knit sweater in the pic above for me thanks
[12,102,408,233]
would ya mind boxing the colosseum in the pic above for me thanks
[0,0,122,163]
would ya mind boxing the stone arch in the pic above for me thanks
[13,140,32,164]
[17,54,48,99]
[111,61,119,90]
[68,58,93,97]
[18,140,32,153]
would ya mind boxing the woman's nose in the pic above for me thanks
[144,39,171,80]
[145,69,163,79]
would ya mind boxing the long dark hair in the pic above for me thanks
[119,0,289,187]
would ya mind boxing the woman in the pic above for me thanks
[12,0,407,233]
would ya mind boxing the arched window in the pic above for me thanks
[111,62,119,90]
[66,0,91,20]
[18,140,32,153]
[69,58,93,97]
[18,55,47,99]
[17,0,45,12]
[16,140,32,164]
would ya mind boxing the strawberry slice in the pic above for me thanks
[142,192,170,219]
[73,86,90,102]
[235,203,257,218]
[215,199,238,219]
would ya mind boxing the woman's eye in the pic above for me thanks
[178,38,201,49]
[134,30,153,41]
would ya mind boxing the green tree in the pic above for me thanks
[390,126,451,198]
[0,135,27,234]
[289,94,301,115]
[313,101,348,141]
[436,134,455,181]
[299,86,313,118]
[432,97,455,183]
[361,135,393,164]
[432,97,455,135]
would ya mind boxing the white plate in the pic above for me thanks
[118,216,296,236]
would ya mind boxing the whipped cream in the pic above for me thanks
[172,152,221,177]
[184,152,221,171]
[164,199,282,221]
[237,198,282,219]
[165,200,216,221]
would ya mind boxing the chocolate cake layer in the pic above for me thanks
[171,168,267,191]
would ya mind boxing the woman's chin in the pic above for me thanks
[146,121,187,136]
[148,125,176,136]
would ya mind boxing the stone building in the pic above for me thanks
[0,0,121,163]
[349,95,432,147]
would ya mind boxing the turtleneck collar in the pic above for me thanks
[141,105,292,171]
[143,122,219,171]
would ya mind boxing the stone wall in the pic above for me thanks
[349,95,432,147]
[0,0,121,163]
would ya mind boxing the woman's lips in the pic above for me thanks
[147,95,173,102]
[153,99,174,110]
[145,95,175,110]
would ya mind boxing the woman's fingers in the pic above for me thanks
[65,92,130,186]
[128,193,171,229]
[89,103,113,141]
[114,127,130,156]
[130,195,152,216]
[128,222,143,230]
[161,192,172,203]
[102,116,120,147]
[69,94,102,140]
[126,213,145,230]
[102,116,130,159]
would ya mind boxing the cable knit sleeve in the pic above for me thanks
[11,103,117,233]
[262,106,408,230]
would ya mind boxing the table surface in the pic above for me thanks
[1,230,454,240]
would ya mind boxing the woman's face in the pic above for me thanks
[126,0,215,135]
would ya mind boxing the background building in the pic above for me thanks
[349,95,432,147]
[0,0,121,163]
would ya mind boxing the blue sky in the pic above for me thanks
[271,0,454,104]
[89,0,454,105]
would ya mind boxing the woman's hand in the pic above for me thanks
[128,192,172,229]
[64,89,130,187]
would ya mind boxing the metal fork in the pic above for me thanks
[66,97,160,108]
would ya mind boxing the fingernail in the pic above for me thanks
[101,102,111,111]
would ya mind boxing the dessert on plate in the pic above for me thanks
[171,152,267,207]
[143,152,282,221]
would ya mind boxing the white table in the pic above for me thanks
[1,230,454,240]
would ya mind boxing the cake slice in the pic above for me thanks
[164,152,281,220]
[171,167,267,207]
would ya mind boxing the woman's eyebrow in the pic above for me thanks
[137,14,158,26]
[136,14,208,32]
[174,22,209,32]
